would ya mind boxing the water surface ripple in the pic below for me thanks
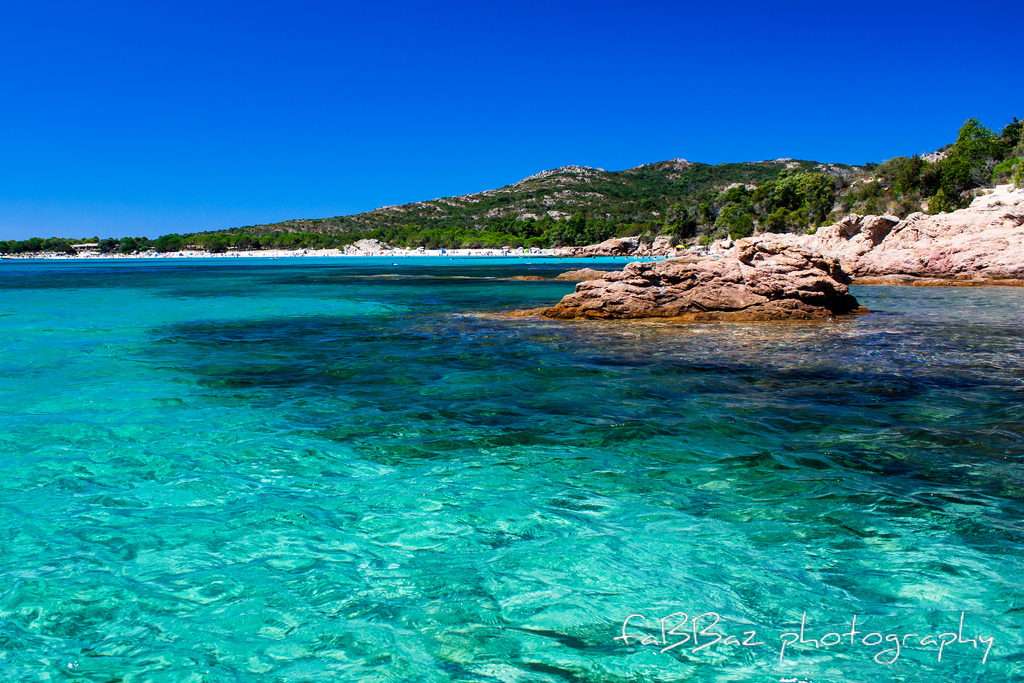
[1,258,1022,682]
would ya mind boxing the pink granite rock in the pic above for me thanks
[555,268,610,281]
[561,236,639,257]
[538,237,861,321]
[806,185,1024,281]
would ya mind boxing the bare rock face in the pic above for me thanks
[561,235,680,257]
[561,236,639,257]
[814,214,901,264]
[647,235,679,256]
[538,237,861,321]
[630,235,679,255]
[346,239,391,253]
[805,185,1024,281]
[585,236,639,256]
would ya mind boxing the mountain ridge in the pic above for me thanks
[232,156,865,241]
[3,116,1020,255]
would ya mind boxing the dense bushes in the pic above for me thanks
[684,170,840,239]
[1,237,79,255]
[873,118,1023,215]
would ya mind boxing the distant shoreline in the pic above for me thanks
[0,247,664,261]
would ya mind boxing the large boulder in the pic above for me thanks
[650,235,677,255]
[585,236,639,256]
[536,236,862,321]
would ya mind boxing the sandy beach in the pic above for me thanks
[2,245,686,261]
[2,246,588,260]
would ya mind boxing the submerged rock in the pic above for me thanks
[555,268,610,281]
[536,237,862,321]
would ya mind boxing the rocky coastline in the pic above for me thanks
[573,184,1024,283]
[801,184,1024,283]
[525,238,863,321]
[521,185,1024,322]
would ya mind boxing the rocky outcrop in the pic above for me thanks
[586,236,638,256]
[852,274,1024,287]
[561,234,685,258]
[813,214,901,263]
[555,268,611,281]
[630,235,679,257]
[804,185,1024,281]
[534,237,862,321]
[345,239,392,254]
[651,235,677,256]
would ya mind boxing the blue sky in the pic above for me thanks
[1,0,1021,240]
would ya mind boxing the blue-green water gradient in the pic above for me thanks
[1,258,1022,682]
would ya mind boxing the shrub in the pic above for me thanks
[928,188,960,214]
[992,158,1022,184]
[920,162,943,195]
[896,197,922,217]
[877,156,925,195]
[715,204,756,238]
[764,208,788,232]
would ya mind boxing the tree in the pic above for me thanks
[941,118,997,204]
[715,205,754,239]
[231,234,260,250]
[753,170,835,232]
[547,213,588,247]
[877,155,926,195]
[919,162,943,196]
[796,173,837,226]
[666,205,697,239]
[994,118,1023,160]
[154,234,184,252]
[205,235,230,253]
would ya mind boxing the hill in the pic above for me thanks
[223,158,865,250]
[2,117,1021,256]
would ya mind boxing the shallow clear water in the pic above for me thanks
[1,257,1023,682]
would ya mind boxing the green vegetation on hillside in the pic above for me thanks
[209,158,862,249]
[4,117,1020,257]
[874,117,1023,214]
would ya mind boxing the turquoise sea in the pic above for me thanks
[1,257,1022,682]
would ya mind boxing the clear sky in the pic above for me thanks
[1,0,1021,241]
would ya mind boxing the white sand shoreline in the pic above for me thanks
[2,247,577,260]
